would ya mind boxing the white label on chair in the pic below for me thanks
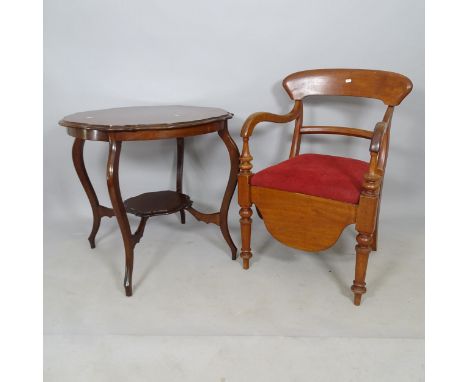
[345,79,352,83]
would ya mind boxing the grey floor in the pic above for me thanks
[44,212,424,381]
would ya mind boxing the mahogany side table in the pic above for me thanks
[59,105,240,296]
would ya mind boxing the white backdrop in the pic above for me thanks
[44,0,424,226]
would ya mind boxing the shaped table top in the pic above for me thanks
[59,105,232,131]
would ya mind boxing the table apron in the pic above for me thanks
[67,120,225,141]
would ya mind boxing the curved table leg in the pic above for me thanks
[218,123,240,260]
[176,138,186,224]
[106,140,134,296]
[72,138,114,248]
[186,124,239,259]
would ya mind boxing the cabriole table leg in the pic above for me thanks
[185,123,239,259]
[72,138,114,248]
[106,140,134,296]
[218,123,240,260]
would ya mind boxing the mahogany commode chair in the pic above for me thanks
[238,69,412,305]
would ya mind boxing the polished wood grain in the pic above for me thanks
[60,105,232,131]
[124,191,192,217]
[66,120,226,142]
[283,69,413,106]
[239,68,413,305]
[62,106,238,296]
[252,187,357,252]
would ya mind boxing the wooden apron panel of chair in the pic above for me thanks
[251,186,357,252]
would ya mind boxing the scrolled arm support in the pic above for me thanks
[370,121,388,154]
[370,106,394,154]
[369,106,394,173]
[240,100,302,138]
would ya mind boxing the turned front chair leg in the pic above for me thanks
[72,138,114,248]
[106,140,134,297]
[238,135,253,269]
[239,205,253,269]
[351,232,372,305]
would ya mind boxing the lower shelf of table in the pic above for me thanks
[124,190,192,217]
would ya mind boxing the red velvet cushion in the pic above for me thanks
[251,153,368,204]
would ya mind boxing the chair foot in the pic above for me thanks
[353,293,362,306]
[351,282,366,306]
[242,256,251,269]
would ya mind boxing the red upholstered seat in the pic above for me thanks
[251,153,369,204]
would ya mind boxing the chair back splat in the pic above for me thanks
[285,69,412,161]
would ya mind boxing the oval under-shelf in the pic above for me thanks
[124,191,192,217]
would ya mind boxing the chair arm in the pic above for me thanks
[241,101,302,138]
[370,121,389,153]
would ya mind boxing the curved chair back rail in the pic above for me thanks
[283,68,413,106]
